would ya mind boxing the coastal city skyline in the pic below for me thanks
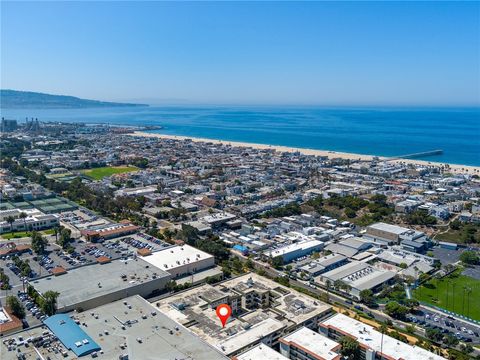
[1,2,480,360]
[2,1,479,106]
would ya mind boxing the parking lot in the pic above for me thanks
[408,308,480,344]
[104,233,171,256]
[432,247,461,265]
[462,266,480,280]
[0,231,170,329]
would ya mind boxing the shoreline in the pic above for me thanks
[130,131,480,174]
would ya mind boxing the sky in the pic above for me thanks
[1,1,479,106]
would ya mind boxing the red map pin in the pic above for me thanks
[216,304,232,327]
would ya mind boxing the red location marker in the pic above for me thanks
[216,304,232,327]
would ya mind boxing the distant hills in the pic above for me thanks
[1,89,148,109]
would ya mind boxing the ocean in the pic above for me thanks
[1,106,479,166]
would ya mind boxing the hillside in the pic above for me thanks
[0,89,148,109]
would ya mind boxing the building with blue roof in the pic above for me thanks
[233,244,249,255]
[43,314,100,357]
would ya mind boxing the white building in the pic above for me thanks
[234,344,288,360]
[318,261,396,299]
[320,314,445,360]
[0,208,59,234]
[280,327,341,360]
[114,185,157,197]
[141,244,215,279]
[265,239,324,263]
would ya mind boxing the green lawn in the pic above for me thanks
[435,224,480,244]
[1,231,31,239]
[81,166,138,180]
[413,270,480,320]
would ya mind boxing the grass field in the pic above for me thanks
[413,270,480,320]
[1,231,31,239]
[81,166,138,180]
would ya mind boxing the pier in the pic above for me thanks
[387,149,443,161]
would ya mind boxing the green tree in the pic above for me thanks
[459,250,479,265]
[344,208,357,218]
[271,256,284,269]
[384,301,409,320]
[41,290,60,316]
[57,228,72,249]
[6,295,25,319]
[443,334,459,347]
[339,336,361,359]
[450,220,461,230]
[31,231,48,254]
[6,215,15,233]
[359,289,376,306]
[245,259,255,270]
[19,212,27,231]
[0,269,10,290]
[426,328,443,342]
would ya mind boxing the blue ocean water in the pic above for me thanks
[1,106,479,166]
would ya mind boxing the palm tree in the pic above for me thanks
[53,226,60,243]
[6,216,15,234]
[379,323,388,357]
[19,212,27,231]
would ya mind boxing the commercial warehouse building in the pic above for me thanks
[31,259,171,312]
[317,261,396,300]
[297,254,348,279]
[140,244,216,279]
[2,295,229,360]
[265,239,324,263]
[365,222,428,246]
[44,314,101,357]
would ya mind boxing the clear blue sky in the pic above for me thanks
[1,1,479,106]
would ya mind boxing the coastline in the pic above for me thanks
[130,131,480,174]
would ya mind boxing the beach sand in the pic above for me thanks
[129,131,480,174]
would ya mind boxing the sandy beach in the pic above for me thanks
[130,131,480,174]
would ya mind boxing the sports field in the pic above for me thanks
[81,166,138,180]
[413,270,480,320]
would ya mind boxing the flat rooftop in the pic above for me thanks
[2,295,229,360]
[266,239,323,258]
[32,259,170,310]
[72,295,228,360]
[217,318,285,356]
[141,244,214,271]
[322,314,445,360]
[320,261,395,291]
[234,344,289,360]
[377,250,417,266]
[221,274,332,324]
[156,273,332,351]
[2,324,72,360]
[321,261,368,281]
[368,222,409,235]
[281,326,340,360]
